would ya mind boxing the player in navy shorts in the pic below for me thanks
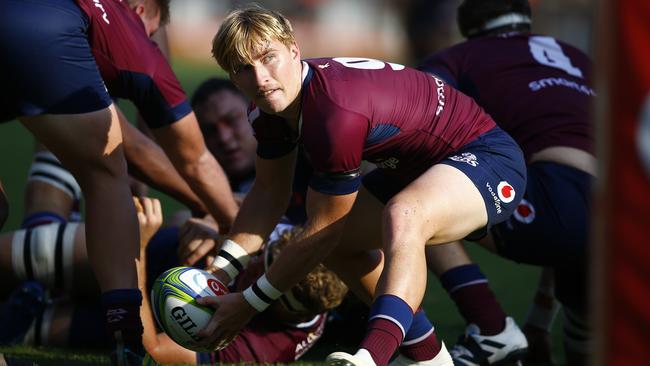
[419,1,596,364]
[0,1,145,363]
[192,6,526,366]
[0,1,237,365]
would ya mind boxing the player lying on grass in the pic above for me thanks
[0,196,348,365]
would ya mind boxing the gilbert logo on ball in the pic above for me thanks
[497,181,515,203]
[151,266,229,352]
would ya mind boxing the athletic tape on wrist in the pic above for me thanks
[211,239,250,279]
[242,274,282,312]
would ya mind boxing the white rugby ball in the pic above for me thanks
[151,266,229,352]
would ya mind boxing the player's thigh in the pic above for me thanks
[393,163,488,245]
[336,185,385,253]
[0,0,112,122]
[20,106,125,174]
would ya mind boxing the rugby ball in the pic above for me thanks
[151,266,229,352]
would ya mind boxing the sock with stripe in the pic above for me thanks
[400,308,442,361]
[440,264,506,336]
[360,294,414,366]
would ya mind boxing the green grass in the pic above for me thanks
[0,60,565,365]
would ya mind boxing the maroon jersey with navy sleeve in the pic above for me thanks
[251,58,496,195]
[75,0,191,128]
[419,33,594,161]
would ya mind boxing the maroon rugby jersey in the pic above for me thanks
[250,57,496,194]
[419,33,594,161]
[75,0,191,128]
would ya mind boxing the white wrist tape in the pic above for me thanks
[242,274,282,312]
[211,239,250,279]
[28,151,82,201]
[11,222,79,290]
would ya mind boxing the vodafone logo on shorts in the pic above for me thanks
[497,181,515,203]
[513,199,535,224]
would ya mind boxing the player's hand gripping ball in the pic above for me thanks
[151,266,229,351]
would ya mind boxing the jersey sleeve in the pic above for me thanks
[127,46,192,129]
[301,103,368,195]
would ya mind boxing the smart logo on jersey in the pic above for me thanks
[638,93,650,178]
[497,181,515,203]
[513,199,535,224]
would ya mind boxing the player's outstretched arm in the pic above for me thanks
[196,187,357,350]
[117,108,207,214]
[151,112,239,233]
[134,197,197,365]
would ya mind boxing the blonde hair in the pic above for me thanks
[212,5,296,74]
[269,228,348,314]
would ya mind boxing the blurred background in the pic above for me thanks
[0,1,598,364]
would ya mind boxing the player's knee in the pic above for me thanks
[11,222,80,290]
[383,199,432,241]
[28,151,83,202]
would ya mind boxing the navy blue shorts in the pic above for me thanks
[0,0,112,122]
[492,161,592,311]
[363,126,527,241]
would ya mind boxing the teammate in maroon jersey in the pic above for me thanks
[0,0,236,364]
[419,1,596,364]
[194,6,526,366]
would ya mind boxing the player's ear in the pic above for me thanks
[289,41,300,61]
[134,3,146,17]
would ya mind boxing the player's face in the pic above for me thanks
[230,39,302,119]
[195,90,256,179]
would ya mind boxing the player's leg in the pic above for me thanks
[23,147,82,227]
[20,109,145,361]
[426,242,527,365]
[326,178,449,366]
[327,127,527,366]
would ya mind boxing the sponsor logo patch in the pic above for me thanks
[497,181,515,203]
[448,152,479,167]
[513,199,535,224]
[485,182,502,215]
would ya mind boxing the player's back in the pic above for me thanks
[420,34,594,161]
[298,58,495,177]
[75,0,189,127]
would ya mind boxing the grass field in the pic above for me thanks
[0,60,564,365]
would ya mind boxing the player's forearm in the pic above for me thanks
[136,250,160,354]
[178,150,239,231]
[228,182,291,255]
[121,112,206,213]
[267,217,347,292]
